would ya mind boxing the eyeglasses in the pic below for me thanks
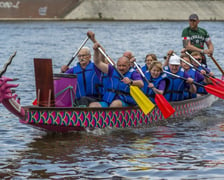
[78,54,89,58]
[195,58,202,61]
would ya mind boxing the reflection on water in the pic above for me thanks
[0,21,224,179]
[1,116,224,179]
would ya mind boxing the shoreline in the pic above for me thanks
[0,19,223,22]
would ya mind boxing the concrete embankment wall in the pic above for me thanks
[65,0,224,21]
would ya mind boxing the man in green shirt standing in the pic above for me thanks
[181,13,214,66]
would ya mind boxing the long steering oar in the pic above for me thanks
[173,53,224,91]
[185,51,224,89]
[66,37,89,66]
[210,56,224,80]
[163,70,224,100]
[87,32,155,115]
[134,62,175,119]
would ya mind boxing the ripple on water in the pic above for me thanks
[0,21,224,179]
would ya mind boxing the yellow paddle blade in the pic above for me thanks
[130,86,155,115]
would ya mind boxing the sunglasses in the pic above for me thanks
[195,58,202,61]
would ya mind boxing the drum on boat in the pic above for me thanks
[53,73,77,107]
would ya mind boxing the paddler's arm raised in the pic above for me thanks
[93,43,109,74]
[88,31,109,74]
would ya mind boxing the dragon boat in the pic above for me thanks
[0,53,218,133]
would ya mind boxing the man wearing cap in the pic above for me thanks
[181,13,214,65]
[163,55,196,101]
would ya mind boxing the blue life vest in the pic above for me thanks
[164,66,186,101]
[141,65,148,73]
[102,68,136,105]
[197,82,208,94]
[73,62,100,99]
[195,66,208,94]
[184,68,197,99]
[142,71,166,103]
[99,72,114,102]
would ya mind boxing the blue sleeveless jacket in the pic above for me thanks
[197,82,208,94]
[195,66,208,94]
[142,71,166,103]
[141,65,148,73]
[73,62,100,99]
[99,72,114,102]
[102,68,136,105]
[164,66,186,101]
[184,68,197,99]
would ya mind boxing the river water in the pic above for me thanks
[0,21,224,179]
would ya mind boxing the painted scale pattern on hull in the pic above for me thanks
[23,95,214,130]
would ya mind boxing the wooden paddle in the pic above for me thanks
[185,51,224,89]
[210,56,224,80]
[66,37,89,66]
[87,31,155,114]
[134,62,175,119]
[163,70,224,100]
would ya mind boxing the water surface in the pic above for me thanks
[0,21,224,179]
